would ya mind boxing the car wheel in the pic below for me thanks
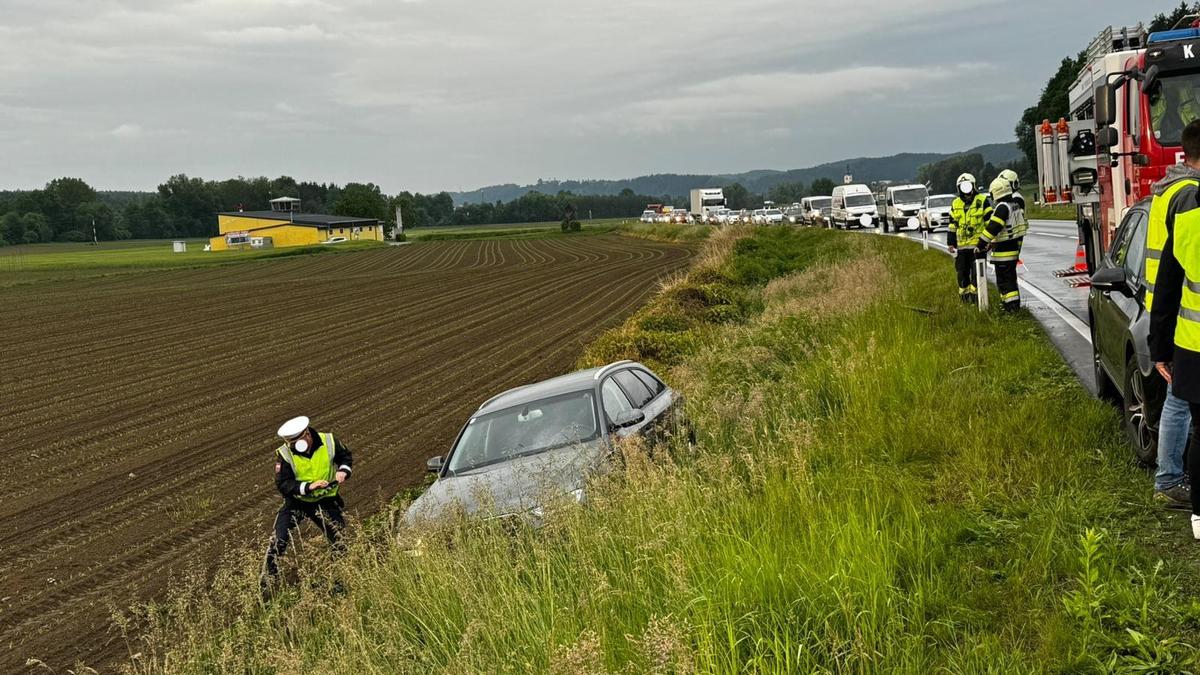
[1123,353,1158,466]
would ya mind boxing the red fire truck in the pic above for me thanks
[1036,21,1200,272]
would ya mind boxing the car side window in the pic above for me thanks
[1109,210,1139,268]
[613,370,653,408]
[1123,211,1148,282]
[601,378,633,422]
[632,369,664,399]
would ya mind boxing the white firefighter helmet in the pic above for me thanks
[989,169,1020,201]
[956,173,977,196]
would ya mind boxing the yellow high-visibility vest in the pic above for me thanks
[277,432,339,502]
[1146,179,1199,312]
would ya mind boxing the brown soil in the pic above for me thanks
[0,235,693,672]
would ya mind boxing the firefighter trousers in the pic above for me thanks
[990,237,1023,311]
[262,496,346,579]
[954,249,977,301]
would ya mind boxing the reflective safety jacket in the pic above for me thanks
[1146,175,1200,312]
[1168,207,1200,354]
[948,192,990,248]
[979,194,1028,245]
[277,432,341,503]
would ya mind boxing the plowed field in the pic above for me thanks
[0,235,693,671]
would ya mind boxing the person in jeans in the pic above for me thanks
[1155,385,1191,508]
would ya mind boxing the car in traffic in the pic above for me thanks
[830,184,879,229]
[784,205,804,224]
[919,194,956,231]
[882,184,928,232]
[800,196,832,226]
[640,210,658,223]
[761,208,784,224]
[750,209,767,224]
[405,361,687,526]
[1088,197,1162,465]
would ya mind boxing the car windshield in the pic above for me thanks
[928,196,954,208]
[1150,72,1200,146]
[892,188,927,204]
[766,209,782,216]
[447,390,599,473]
[846,194,874,207]
[810,198,831,209]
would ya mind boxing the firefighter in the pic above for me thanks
[1145,146,1200,510]
[947,172,990,304]
[1148,119,1200,538]
[976,169,1027,311]
[260,415,353,592]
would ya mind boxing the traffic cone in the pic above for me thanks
[1073,242,1087,272]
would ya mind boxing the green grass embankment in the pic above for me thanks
[1026,203,1076,221]
[126,226,1200,673]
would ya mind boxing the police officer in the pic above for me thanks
[947,172,990,304]
[261,415,354,590]
[976,169,1028,311]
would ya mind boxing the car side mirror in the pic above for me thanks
[1134,153,1151,167]
[611,409,646,429]
[426,455,444,473]
[1091,266,1131,296]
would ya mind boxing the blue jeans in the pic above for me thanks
[1156,382,1192,490]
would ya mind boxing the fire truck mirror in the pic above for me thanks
[1143,65,1160,96]
[1134,154,1151,167]
[1096,126,1120,149]
[1094,83,1117,127]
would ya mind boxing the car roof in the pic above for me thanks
[475,361,646,414]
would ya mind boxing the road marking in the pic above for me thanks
[891,231,1092,345]
[1029,232,1073,239]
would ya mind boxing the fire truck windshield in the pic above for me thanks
[1150,72,1200,146]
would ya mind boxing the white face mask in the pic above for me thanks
[293,439,309,453]
[958,181,974,195]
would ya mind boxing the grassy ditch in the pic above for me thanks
[125,227,1200,673]
[1026,202,1076,221]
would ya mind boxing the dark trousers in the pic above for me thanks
[262,497,345,578]
[955,249,977,298]
[990,238,1023,310]
[1189,402,1200,515]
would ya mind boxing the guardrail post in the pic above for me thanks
[922,228,929,251]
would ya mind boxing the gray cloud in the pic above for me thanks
[0,0,1157,193]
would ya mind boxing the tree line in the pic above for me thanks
[0,173,854,245]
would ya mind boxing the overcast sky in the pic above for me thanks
[0,0,1155,194]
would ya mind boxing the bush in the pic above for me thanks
[57,230,87,242]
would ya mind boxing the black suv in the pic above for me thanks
[1089,197,1163,464]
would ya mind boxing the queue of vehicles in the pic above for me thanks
[640,183,953,232]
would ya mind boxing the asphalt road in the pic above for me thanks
[885,219,1098,394]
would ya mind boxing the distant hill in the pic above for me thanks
[450,142,1021,204]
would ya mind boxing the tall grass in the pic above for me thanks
[122,227,1200,673]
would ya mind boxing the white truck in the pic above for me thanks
[690,188,727,221]
[830,184,879,229]
[882,184,928,232]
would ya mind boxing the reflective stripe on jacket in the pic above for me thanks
[980,194,1028,244]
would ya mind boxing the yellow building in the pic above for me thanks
[208,198,383,251]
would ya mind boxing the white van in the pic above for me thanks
[800,196,833,226]
[830,184,879,229]
[883,184,929,232]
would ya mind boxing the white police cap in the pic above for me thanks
[277,415,310,439]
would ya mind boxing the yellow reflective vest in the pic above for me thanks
[950,192,990,247]
[1169,207,1200,353]
[277,432,339,502]
[1146,178,1200,312]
